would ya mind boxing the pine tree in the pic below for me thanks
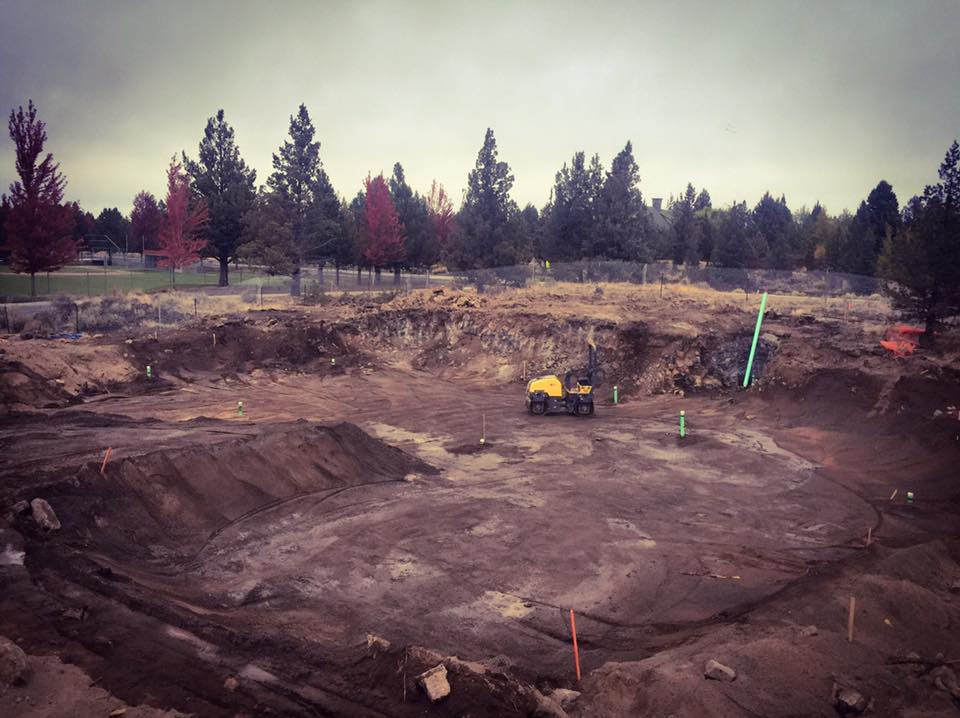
[542,152,603,261]
[865,180,900,257]
[389,163,434,274]
[93,207,130,261]
[712,201,756,268]
[753,192,799,269]
[451,128,525,268]
[670,183,699,265]
[594,141,647,261]
[694,189,712,211]
[239,190,296,277]
[879,141,960,334]
[130,191,164,252]
[798,202,835,269]
[184,110,257,286]
[833,201,876,274]
[256,104,343,295]
[4,100,75,296]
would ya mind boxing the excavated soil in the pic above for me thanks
[1,284,959,717]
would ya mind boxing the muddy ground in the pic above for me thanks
[1,283,959,717]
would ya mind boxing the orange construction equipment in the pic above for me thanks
[880,324,923,357]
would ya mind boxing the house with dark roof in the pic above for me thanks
[647,197,672,232]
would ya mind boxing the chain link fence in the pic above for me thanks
[451,260,885,298]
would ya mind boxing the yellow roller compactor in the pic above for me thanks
[526,345,600,416]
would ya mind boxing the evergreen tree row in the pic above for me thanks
[5,100,958,328]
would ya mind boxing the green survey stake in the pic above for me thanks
[613,385,619,404]
[237,400,243,417]
[743,291,768,388]
[680,410,685,438]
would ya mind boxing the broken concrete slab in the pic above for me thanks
[834,686,868,714]
[30,498,61,531]
[703,658,736,682]
[417,663,450,702]
[548,687,581,708]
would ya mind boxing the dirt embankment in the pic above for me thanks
[3,285,956,414]
[8,421,433,558]
[573,539,960,718]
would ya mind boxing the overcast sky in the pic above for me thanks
[1,0,958,217]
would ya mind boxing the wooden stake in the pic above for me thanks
[889,489,898,501]
[213,332,217,347]
[865,527,872,546]
[847,596,856,643]
[100,447,113,475]
[481,413,486,444]
[570,609,581,681]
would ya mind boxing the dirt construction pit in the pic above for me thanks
[1,284,960,717]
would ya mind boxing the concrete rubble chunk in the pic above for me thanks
[30,498,61,531]
[0,635,29,687]
[549,687,581,707]
[417,663,450,702]
[11,500,30,516]
[704,659,737,682]
[798,625,819,637]
[834,687,868,714]
[366,633,391,655]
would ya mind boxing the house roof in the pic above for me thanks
[647,204,672,232]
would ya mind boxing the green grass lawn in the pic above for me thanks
[0,265,221,297]
[0,265,281,297]
[0,264,449,299]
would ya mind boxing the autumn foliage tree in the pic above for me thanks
[427,180,454,256]
[4,100,75,296]
[362,173,405,284]
[157,157,207,284]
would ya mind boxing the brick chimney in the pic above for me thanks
[652,197,663,211]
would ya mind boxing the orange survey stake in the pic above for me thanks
[570,608,581,681]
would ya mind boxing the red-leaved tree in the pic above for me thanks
[157,157,208,284]
[362,173,405,284]
[426,180,454,252]
[4,100,76,296]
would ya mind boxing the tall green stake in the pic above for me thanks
[680,410,685,438]
[742,291,768,388]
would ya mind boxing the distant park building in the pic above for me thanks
[143,249,170,269]
[648,197,672,232]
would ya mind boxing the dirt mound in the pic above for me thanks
[0,338,136,413]
[0,359,75,412]
[17,421,435,560]
[129,313,363,379]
